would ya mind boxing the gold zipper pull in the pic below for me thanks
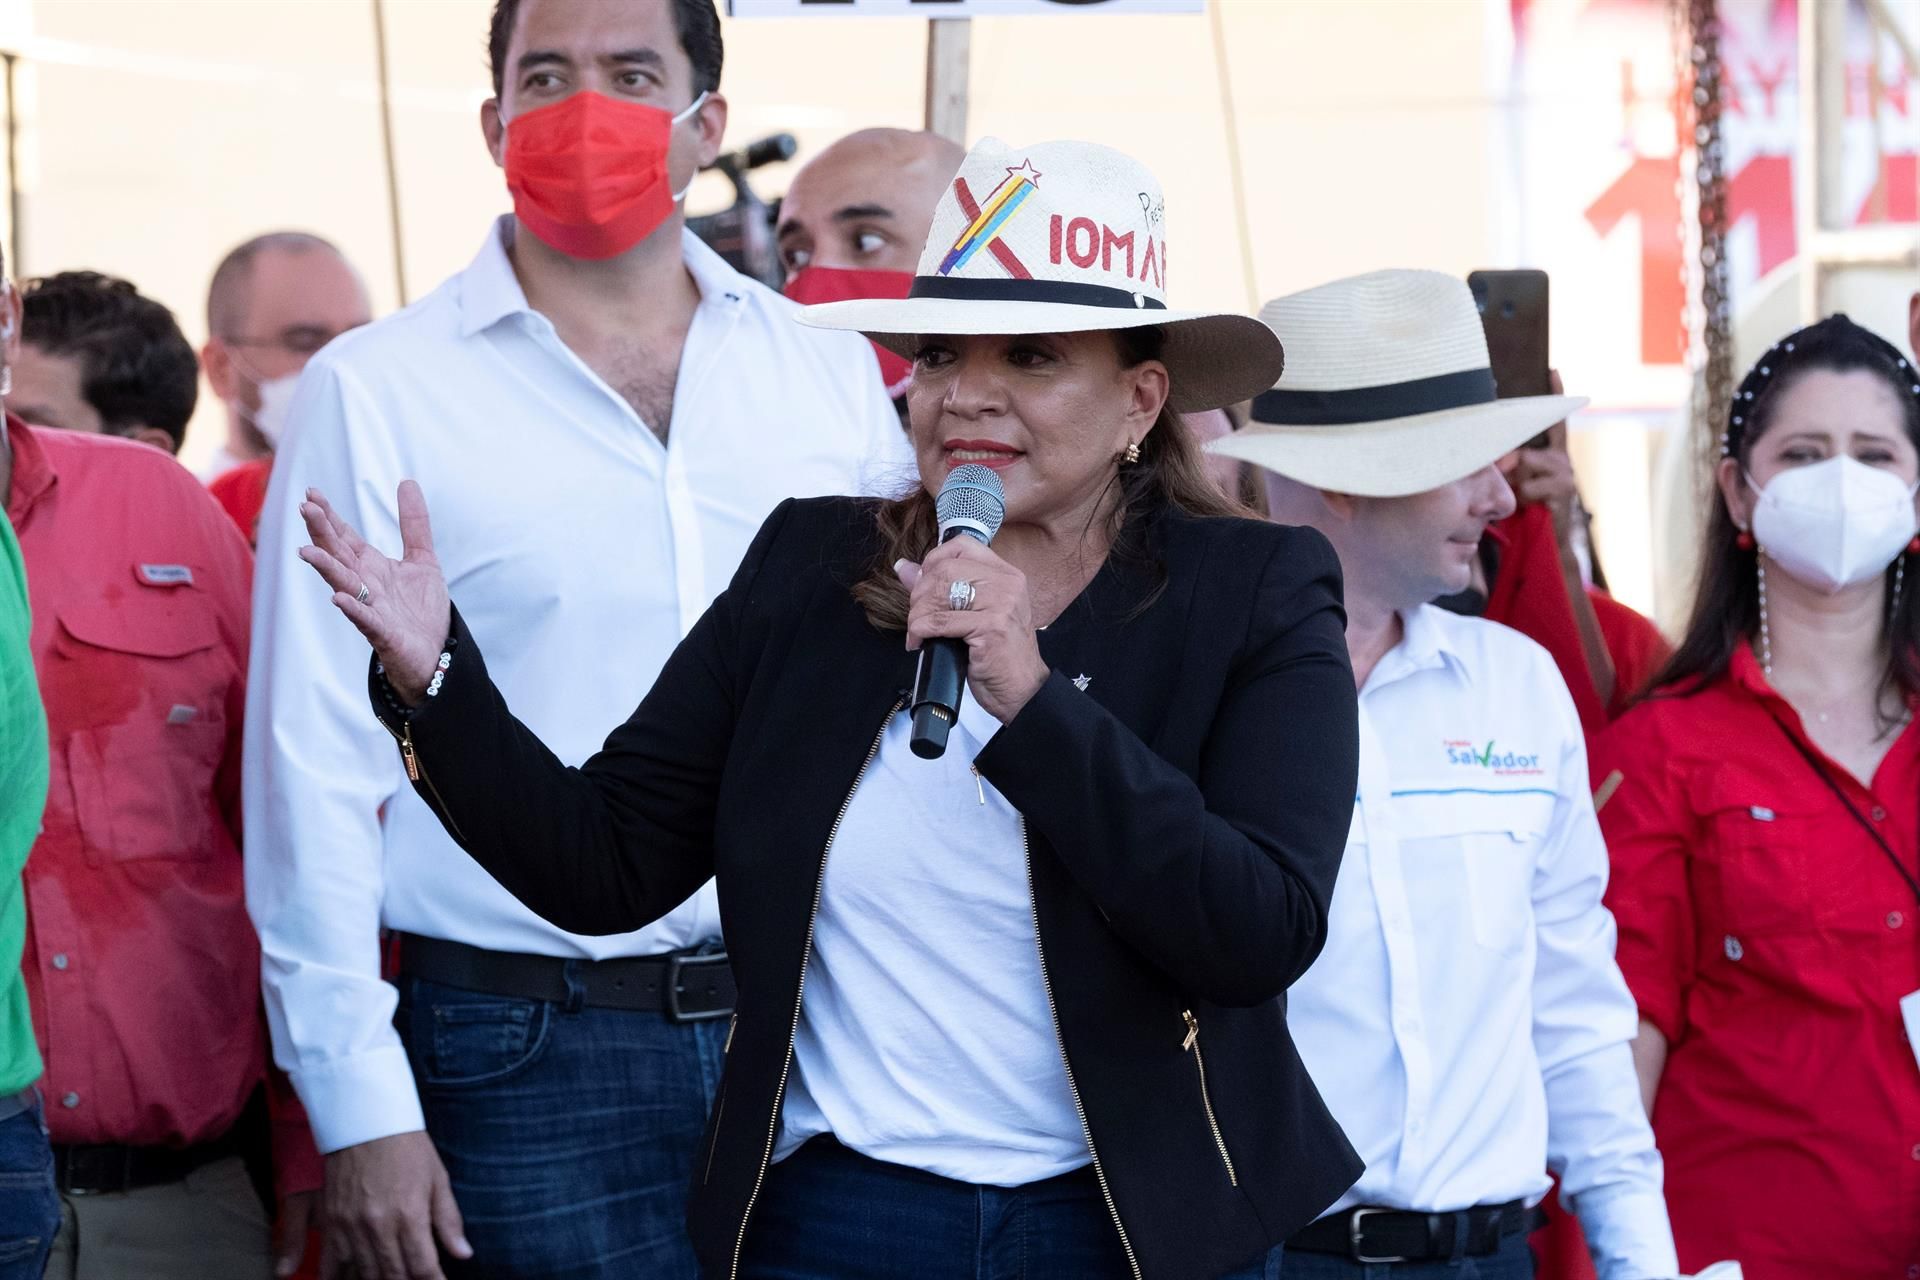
[970,765,986,806]
[400,723,421,782]
[1181,1009,1199,1052]
[724,1012,738,1054]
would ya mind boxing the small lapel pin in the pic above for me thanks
[1072,673,1092,692]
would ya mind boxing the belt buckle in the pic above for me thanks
[665,951,732,1023]
[1350,1207,1409,1265]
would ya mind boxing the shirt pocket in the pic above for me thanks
[1395,788,1555,956]
[1696,778,1827,937]
[55,599,230,864]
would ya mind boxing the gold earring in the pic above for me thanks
[1123,441,1141,465]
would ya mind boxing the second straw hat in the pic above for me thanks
[1210,269,1586,497]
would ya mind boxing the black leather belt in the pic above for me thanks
[1288,1200,1542,1264]
[397,933,735,1021]
[55,1128,243,1195]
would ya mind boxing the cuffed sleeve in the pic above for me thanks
[1573,1178,1681,1280]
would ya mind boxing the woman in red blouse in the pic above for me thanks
[1594,315,1920,1279]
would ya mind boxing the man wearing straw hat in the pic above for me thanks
[1211,269,1679,1279]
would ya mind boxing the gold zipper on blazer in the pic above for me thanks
[1026,818,1142,1280]
[1182,1010,1238,1186]
[728,698,902,1280]
[384,721,467,844]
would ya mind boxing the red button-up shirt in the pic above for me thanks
[7,419,319,1193]
[1593,646,1920,1279]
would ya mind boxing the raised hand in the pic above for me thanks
[298,482,451,704]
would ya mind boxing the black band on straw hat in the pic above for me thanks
[1251,367,1497,427]
[907,275,1168,311]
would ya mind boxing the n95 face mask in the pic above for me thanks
[1751,455,1920,593]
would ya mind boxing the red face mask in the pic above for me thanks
[503,90,706,260]
[782,266,917,398]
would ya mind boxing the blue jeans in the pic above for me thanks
[0,1093,57,1279]
[739,1137,1275,1280]
[1264,1232,1536,1279]
[397,973,727,1279]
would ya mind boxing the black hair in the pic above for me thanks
[20,271,199,454]
[1654,313,1920,702]
[488,0,723,100]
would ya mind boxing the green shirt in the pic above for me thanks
[0,510,43,1094]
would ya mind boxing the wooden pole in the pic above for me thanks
[1208,0,1259,313]
[924,17,970,145]
[371,0,410,306]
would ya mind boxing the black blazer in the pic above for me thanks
[376,496,1363,1280]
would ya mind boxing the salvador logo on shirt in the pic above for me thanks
[1444,738,1546,778]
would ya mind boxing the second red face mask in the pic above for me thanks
[504,90,706,260]
[783,266,918,398]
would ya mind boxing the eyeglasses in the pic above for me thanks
[222,324,357,358]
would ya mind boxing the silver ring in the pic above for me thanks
[947,579,976,612]
[354,582,371,606]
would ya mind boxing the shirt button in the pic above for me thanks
[49,954,67,971]
[1911,1143,1920,1161]
[1907,1265,1918,1280]
[1890,912,1906,930]
[59,1092,78,1109]
[1873,805,1889,822]
[1723,935,1744,962]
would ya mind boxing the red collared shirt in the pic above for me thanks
[7,419,318,1192]
[1593,646,1920,1279]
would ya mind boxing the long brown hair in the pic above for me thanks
[1653,314,1920,703]
[852,327,1242,630]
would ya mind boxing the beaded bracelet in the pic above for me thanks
[426,649,452,698]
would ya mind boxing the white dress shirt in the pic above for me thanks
[775,694,1087,1186]
[245,217,915,1154]
[1287,605,1678,1279]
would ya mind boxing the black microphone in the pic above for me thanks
[909,464,1007,760]
[707,133,798,175]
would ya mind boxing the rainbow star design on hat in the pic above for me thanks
[937,160,1042,277]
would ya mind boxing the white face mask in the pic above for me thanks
[1750,455,1920,594]
[244,372,300,449]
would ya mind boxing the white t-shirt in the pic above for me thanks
[775,691,1089,1186]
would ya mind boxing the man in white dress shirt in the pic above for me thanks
[243,1,911,1276]
[1210,270,1679,1280]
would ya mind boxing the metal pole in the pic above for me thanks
[371,0,409,305]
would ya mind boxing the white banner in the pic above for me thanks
[728,0,1203,17]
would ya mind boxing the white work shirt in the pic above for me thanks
[245,217,915,1154]
[1287,605,1678,1279]
[775,693,1087,1186]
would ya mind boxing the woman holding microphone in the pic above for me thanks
[295,139,1360,1280]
